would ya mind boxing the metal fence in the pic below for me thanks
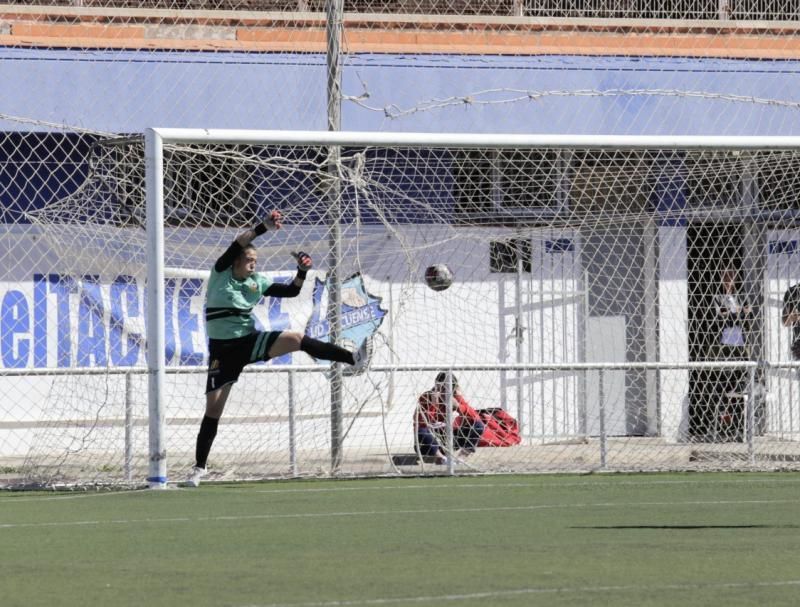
[9,0,800,22]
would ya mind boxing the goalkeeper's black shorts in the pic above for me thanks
[205,331,282,393]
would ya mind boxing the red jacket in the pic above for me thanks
[415,389,481,430]
[477,408,522,447]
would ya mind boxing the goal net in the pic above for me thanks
[11,129,800,487]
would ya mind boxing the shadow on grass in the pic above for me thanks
[571,524,800,530]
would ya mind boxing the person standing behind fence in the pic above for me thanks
[715,268,751,356]
[782,282,800,361]
[712,268,752,440]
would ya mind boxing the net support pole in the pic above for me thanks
[445,370,455,475]
[326,0,345,474]
[145,127,167,489]
[598,368,607,469]
[124,371,133,482]
[387,275,396,410]
[327,171,344,474]
[746,363,758,465]
[288,370,298,477]
[579,267,589,437]
[643,219,659,436]
[515,237,525,438]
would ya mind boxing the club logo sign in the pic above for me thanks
[304,272,387,362]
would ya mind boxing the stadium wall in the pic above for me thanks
[3,49,800,135]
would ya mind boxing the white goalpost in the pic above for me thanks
[9,128,800,488]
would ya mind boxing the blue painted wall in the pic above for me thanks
[4,47,800,221]
[2,48,800,135]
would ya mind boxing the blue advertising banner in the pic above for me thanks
[0,271,387,370]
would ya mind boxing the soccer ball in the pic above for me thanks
[424,264,453,292]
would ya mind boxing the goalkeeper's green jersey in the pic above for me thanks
[205,263,272,340]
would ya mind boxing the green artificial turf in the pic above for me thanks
[1,472,799,607]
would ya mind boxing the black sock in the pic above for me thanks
[300,335,354,364]
[195,415,219,469]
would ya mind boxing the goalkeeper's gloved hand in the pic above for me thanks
[254,210,283,235]
[292,251,313,271]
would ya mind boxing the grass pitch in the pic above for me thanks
[1,472,799,607]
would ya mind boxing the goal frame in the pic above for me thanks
[144,128,800,487]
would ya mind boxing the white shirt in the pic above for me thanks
[715,293,746,347]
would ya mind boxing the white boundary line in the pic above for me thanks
[0,487,151,504]
[1,498,798,530]
[239,580,800,607]
[245,476,800,495]
[2,475,800,503]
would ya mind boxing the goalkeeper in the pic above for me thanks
[188,210,368,487]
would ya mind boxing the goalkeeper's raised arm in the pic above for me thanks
[239,209,283,247]
[213,210,283,275]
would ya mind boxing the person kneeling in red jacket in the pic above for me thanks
[415,372,484,464]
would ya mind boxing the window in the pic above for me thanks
[490,238,532,273]
[453,149,568,225]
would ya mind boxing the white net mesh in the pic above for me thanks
[3,2,800,486]
[7,135,800,486]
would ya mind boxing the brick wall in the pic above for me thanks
[1,4,800,58]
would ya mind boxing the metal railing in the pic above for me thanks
[5,360,796,481]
